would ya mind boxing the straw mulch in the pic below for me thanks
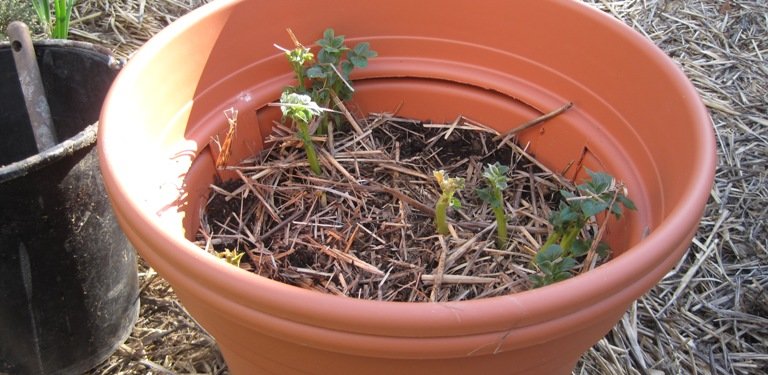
[65,0,766,374]
[197,111,616,302]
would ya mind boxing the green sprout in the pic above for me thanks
[531,170,636,287]
[284,44,314,92]
[216,249,244,267]
[279,92,323,175]
[276,28,376,174]
[477,162,510,248]
[433,170,465,235]
[279,28,376,134]
[308,28,377,106]
[31,0,74,39]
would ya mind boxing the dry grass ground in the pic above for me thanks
[14,0,761,373]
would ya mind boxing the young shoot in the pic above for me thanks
[279,92,323,175]
[282,43,314,92]
[532,170,636,287]
[309,28,377,106]
[433,170,465,235]
[276,28,376,174]
[477,162,510,248]
[216,249,244,268]
[279,28,377,134]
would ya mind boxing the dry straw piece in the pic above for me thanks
[70,0,766,373]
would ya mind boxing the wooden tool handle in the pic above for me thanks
[7,21,58,151]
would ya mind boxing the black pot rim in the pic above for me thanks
[0,40,119,184]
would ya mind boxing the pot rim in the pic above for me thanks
[0,40,118,184]
[99,0,716,339]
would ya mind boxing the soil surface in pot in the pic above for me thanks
[195,109,630,302]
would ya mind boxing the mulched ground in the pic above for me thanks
[5,0,763,373]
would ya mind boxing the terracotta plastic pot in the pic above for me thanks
[98,1,715,374]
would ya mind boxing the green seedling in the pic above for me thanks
[279,92,323,175]
[532,170,636,287]
[283,41,314,92]
[276,28,376,174]
[477,162,510,248]
[433,170,465,235]
[216,249,244,267]
[31,0,74,39]
[308,28,377,106]
[278,28,376,133]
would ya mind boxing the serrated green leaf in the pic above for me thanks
[340,61,354,79]
[317,49,338,65]
[322,28,335,40]
[318,29,344,48]
[609,202,623,218]
[353,42,375,56]
[587,170,613,194]
[559,257,578,272]
[576,182,591,194]
[530,274,545,287]
[538,261,555,275]
[306,65,326,79]
[337,87,354,101]
[551,206,579,228]
[582,200,608,217]
[618,194,637,210]
[349,55,368,68]
[477,187,494,203]
[349,43,377,68]
[316,27,347,65]
[482,163,509,189]
[536,244,564,264]
[570,239,590,257]
[596,242,611,258]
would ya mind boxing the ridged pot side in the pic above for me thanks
[99,0,715,374]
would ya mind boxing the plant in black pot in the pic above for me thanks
[0,3,138,374]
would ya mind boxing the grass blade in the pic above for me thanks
[31,0,51,33]
[52,0,75,39]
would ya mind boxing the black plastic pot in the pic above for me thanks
[0,40,138,375]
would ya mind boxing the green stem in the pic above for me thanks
[297,67,307,91]
[541,231,562,252]
[317,107,330,135]
[52,0,74,39]
[435,196,450,235]
[289,57,306,91]
[297,122,321,175]
[560,225,581,255]
[492,207,508,248]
